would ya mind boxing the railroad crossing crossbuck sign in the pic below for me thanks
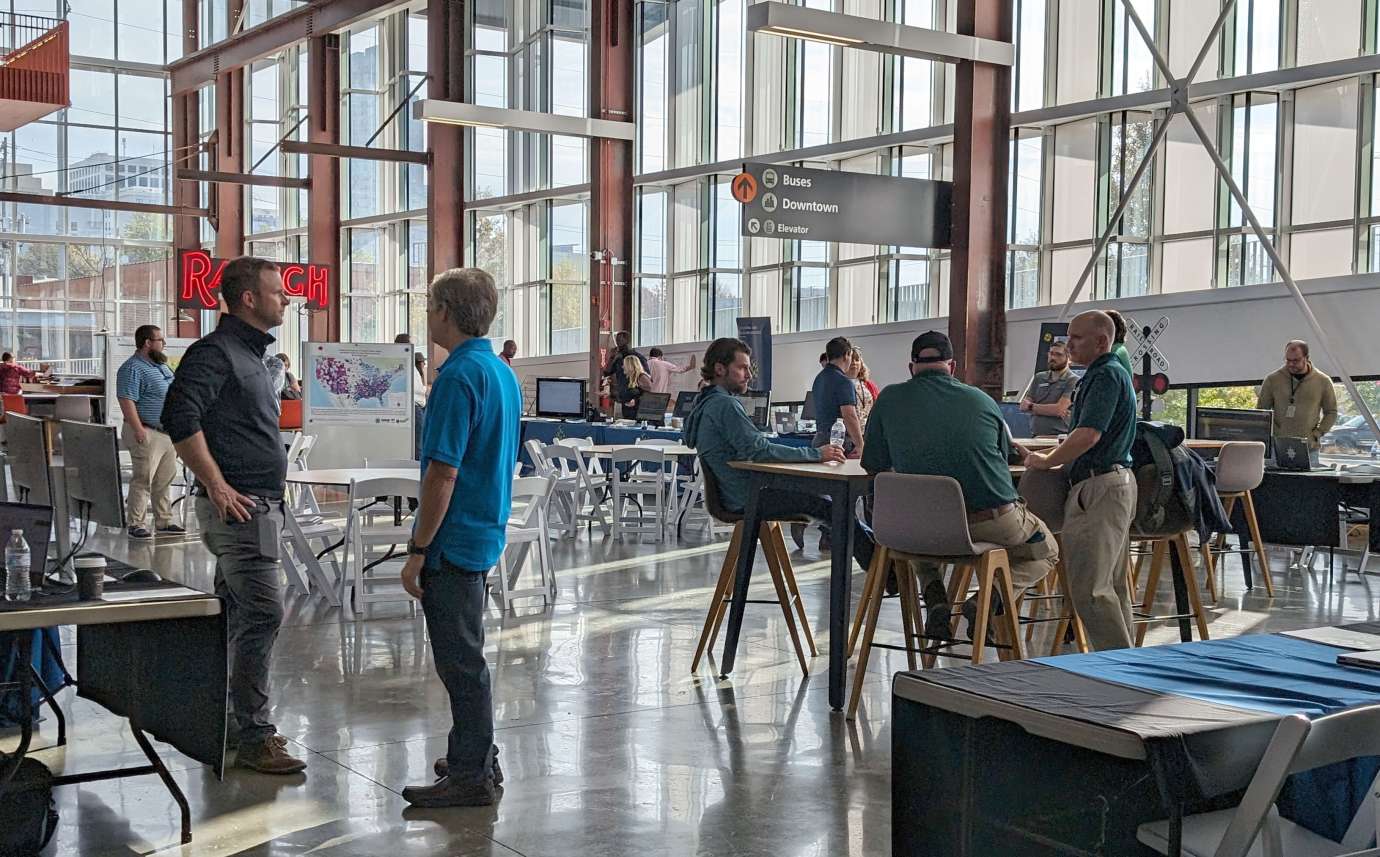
[1128,315,1170,371]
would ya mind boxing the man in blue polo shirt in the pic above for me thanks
[1027,310,1137,650]
[116,324,182,539]
[399,268,521,808]
[811,336,863,454]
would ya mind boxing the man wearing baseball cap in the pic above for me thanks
[862,331,1059,642]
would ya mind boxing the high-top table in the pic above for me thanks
[723,459,870,710]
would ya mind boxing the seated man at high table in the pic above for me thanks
[861,331,1059,641]
[684,337,875,571]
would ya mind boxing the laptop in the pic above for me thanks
[0,501,54,575]
[673,390,697,419]
[1272,436,1329,472]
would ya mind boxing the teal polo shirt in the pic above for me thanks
[419,338,522,572]
[861,369,1018,513]
[1069,352,1136,483]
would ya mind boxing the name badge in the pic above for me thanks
[1285,405,1297,419]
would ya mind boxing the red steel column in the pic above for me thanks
[948,0,1012,399]
[307,34,342,343]
[213,68,245,260]
[588,0,634,411]
[425,0,464,370]
[170,0,201,337]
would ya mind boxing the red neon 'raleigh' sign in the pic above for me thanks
[177,249,334,311]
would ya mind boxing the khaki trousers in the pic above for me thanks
[1062,468,1136,651]
[910,500,1059,601]
[125,428,178,528]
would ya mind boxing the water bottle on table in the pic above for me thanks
[5,529,31,602]
[830,418,847,451]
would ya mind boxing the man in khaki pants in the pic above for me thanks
[863,331,1059,642]
[1026,311,1138,650]
[117,325,182,539]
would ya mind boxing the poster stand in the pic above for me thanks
[303,342,415,470]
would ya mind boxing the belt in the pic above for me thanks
[1071,464,1127,486]
[968,502,1015,522]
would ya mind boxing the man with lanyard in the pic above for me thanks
[1025,310,1138,651]
[601,330,650,419]
[162,256,305,774]
[1020,340,1078,437]
[399,268,521,808]
[864,331,1058,640]
[117,324,182,539]
[1257,339,1337,449]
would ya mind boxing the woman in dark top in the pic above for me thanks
[276,352,302,399]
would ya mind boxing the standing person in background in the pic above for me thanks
[1025,310,1138,651]
[399,268,521,808]
[1020,341,1078,437]
[647,347,697,394]
[276,353,301,399]
[847,346,876,429]
[117,325,181,540]
[0,352,48,394]
[162,256,305,774]
[601,331,651,419]
[1257,339,1338,448]
[500,340,518,366]
[1106,309,1133,376]
[413,352,429,456]
[394,333,412,346]
[810,337,864,456]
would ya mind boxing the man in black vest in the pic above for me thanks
[601,331,650,419]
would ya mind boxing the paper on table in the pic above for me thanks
[100,586,207,603]
[1280,626,1380,651]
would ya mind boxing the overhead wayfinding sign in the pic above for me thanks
[734,162,952,248]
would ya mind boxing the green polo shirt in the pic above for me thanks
[861,369,1018,513]
[1069,352,1136,483]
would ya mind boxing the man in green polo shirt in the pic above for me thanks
[1026,310,1137,651]
[863,331,1058,641]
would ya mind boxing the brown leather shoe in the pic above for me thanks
[235,735,306,775]
[402,776,496,808]
[433,746,502,785]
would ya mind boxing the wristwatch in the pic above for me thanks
[406,538,428,557]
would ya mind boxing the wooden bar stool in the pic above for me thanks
[1203,441,1273,598]
[691,466,816,676]
[849,474,1024,720]
[1133,530,1211,646]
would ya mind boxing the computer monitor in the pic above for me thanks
[535,377,587,419]
[1195,407,1274,448]
[5,413,52,506]
[0,502,53,571]
[635,391,671,422]
[999,401,1034,439]
[736,394,771,431]
[673,390,697,419]
[60,420,126,530]
[801,391,816,421]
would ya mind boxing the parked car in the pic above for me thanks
[1321,415,1380,455]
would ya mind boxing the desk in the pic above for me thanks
[724,459,870,710]
[892,626,1380,856]
[0,583,226,846]
[1232,468,1380,584]
[282,468,418,605]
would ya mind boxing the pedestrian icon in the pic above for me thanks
[762,193,777,213]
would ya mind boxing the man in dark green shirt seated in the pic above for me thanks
[1026,310,1138,651]
[862,331,1058,641]
[684,337,875,572]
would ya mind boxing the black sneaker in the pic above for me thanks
[960,595,1002,646]
[922,581,953,642]
[434,745,502,785]
[127,526,153,540]
[789,523,806,550]
[402,776,496,808]
[156,523,187,535]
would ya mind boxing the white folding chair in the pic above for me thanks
[556,436,603,476]
[543,443,609,537]
[492,475,558,606]
[523,439,553,477]
[340,475,421,616]
[1138,705,1380,857]
[610,446,667,542]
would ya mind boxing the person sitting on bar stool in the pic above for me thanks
[862,330,1059,642]
[683,337,875,573]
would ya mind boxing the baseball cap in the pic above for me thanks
[911,331,954,362]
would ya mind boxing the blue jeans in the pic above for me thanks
[421,559,494,785]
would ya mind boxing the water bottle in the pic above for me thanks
[4,529,31,603]
[829,418,847,450]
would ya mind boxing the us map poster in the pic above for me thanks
[306,342,411,426]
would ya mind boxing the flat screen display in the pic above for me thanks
[535,377,586,419]
[1195,407,1273,447]
[673,390,697,418]
[635,391,671,422]
[736,394,770,431]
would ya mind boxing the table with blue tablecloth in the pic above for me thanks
[892,626,1380,856]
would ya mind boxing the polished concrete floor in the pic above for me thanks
[6,513,1380,856]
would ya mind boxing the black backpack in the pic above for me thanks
[0,756,58,856]
[1130,420,1196,538]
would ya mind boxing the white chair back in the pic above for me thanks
[1216,441,1266,494]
